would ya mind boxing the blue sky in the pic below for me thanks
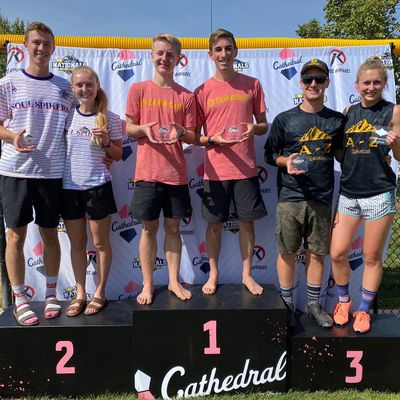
[0,0,325,38]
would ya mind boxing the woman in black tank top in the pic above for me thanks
[330,56,400,334]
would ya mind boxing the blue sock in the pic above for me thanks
[337,283,350,303]
[358,288,377,312]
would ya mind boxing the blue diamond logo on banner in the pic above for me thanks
[280,67,297,80]
[120,228,137,243]
[122,146,133,161]
[349,257,363,271]
[117,69,134,81]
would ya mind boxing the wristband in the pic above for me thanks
[208,136,215,145]
[104,139,112,148]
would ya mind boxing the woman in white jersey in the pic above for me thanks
[62,66,122,316]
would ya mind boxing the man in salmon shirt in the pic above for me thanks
[126,33,196,305]
[195,29,268,296]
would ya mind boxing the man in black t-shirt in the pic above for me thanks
[264,58,345,328]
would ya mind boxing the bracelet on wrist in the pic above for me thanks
[208,136,215,145]
[104,139,112,148]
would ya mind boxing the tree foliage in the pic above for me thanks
[297,0,400,101]
[0,12,26,78]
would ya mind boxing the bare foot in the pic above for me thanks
[136,285,154,305]
[242,276,263,295]
[168,282,192,301]
[202,275,218,295]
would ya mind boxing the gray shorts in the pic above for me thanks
[337,190,396,221]
[275,200,332,255]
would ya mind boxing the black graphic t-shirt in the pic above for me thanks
[341,99,395,198]
[264,105,345,205]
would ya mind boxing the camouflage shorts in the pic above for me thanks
[275,200,332,255]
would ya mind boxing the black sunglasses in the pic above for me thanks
[301,75,327,84]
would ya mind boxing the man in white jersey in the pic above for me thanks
[0,22,73,325]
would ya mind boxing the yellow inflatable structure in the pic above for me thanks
[1,35,400,55]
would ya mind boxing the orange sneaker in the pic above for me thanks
[333,300,352,326]
[353,310,371,334]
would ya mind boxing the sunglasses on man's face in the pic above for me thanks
[301,75,327,85]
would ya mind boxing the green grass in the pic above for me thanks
[19,391,400,399]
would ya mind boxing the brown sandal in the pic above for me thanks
[66,299,86,317]
[84,297,107,315]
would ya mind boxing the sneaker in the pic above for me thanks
[281,296,296,329]
[306,302,333,328]
[333,300,352,326]
[353,310,371,334]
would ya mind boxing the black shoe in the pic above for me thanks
[306,302,333,328]
[284,301,296,329]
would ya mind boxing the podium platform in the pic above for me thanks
[0,301,134,397]
[289,313,400,391]
[0,284,399,398]
[132,284,287,398]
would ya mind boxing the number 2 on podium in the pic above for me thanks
[56,340,76,374]
[203,320,221,355]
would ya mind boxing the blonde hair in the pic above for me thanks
[71,66,108,128]
[209,29,237,51]
[152,33,182,55]
[24,21,55,43]
[356,56,388,84]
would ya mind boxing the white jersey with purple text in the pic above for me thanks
[63,108,122,190]
[0,69,73,178]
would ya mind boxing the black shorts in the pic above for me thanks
[61,181,117,220]
[0,176,62,228]
[130,181,192,221]
[202,176,267,222]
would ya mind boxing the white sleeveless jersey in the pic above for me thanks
[0,70,73,178]
[63,108,122,190]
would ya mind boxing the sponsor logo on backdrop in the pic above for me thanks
[349,93,361,104]
[134,351,286,398]
[63,286,77,300]
[295,247,306,265]
[380,49,393,69]
[252,244,269,270]
[180,216,195,236]
[24,285,35,299]
[7,46,24,72]
[52,53,87,74]
[132,257,166,271]
[118,280,141,300]
[86,250,97,276]
[112,204,140,243]
[175,53,191,78]
[328,49,350,74]
[27,241,44,273]
[233,58,249,72]
[57,217,67,233]
[223,213,239,234]
[273,48,302,80]
[293,93,328,105]
[349,236,363,271]
[113,50,143,81]
[192,242,210,274]
[122,137,136,162]
[190,163,204,199]
[257,165,271,194]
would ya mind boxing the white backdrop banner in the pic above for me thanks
[5,43,396,310]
